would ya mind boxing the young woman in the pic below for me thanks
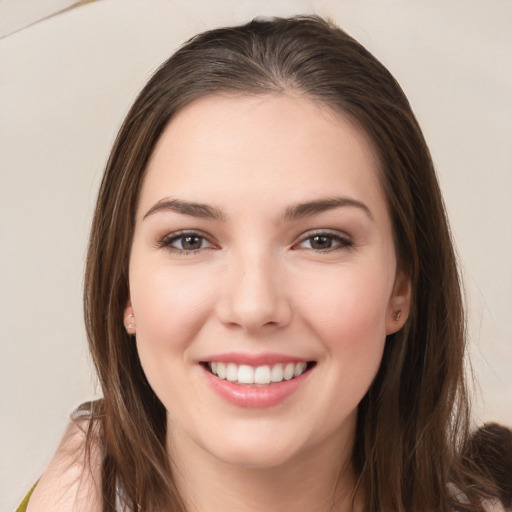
[22,15,511,512]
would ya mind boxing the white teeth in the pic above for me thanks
[294,362,307,377]
[238,365,254,384]
[226,363,238,382]
[283,363,295,380]
[271,364,283,382]
[207,361,309,385]
[254,365,271,384]
[216,362,226,379]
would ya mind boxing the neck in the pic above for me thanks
[167,421,364,512]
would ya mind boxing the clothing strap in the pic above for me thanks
[15,481,38,512]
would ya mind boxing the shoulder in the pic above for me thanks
[461,422,512,512]
[26,403,103,512]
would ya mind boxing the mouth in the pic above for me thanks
[202,361,316,386]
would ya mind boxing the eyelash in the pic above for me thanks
[158,230,215,255]
[293,230,354,253]
[158,229,353,255]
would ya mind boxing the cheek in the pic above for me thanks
[129,263,220,414]
[301,262,392,326]
[129,263,217,376]
[296,263,393,356]
[132,262,212,330]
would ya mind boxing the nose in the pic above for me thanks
[216,249,292,333]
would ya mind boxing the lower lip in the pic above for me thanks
[202,366,312,408]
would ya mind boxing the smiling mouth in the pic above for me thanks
[202,361,316,386]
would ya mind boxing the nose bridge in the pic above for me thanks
[218,244,291,332]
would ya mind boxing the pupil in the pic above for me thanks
[183,235,201,250]
[312,235,331,249]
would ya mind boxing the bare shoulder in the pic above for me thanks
[27,408,103,512]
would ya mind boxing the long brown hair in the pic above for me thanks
[84,15,500,511]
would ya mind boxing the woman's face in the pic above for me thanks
[126,94,410,469]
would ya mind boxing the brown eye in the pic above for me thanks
[181,235,203,250]
[309,235,333,250]
[160,231,213,253]
[296,231,353,252]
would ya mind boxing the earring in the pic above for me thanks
[124,313,136,334]
[393,310,402,321]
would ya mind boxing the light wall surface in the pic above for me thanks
[1,1,511,509]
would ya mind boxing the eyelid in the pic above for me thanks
[292,229,354,251]
[156,228,353,254]
[157,229,218,253]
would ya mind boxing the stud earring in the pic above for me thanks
[124,313,136,334]
[393,310,402,321]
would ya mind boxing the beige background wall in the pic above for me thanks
[1,0,511,509]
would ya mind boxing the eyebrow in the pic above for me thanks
[143,196,373,222]
[284,196,373,221]
[143,198,227,221]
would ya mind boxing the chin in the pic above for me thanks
[211,445,300,470]
[201,431,307,470]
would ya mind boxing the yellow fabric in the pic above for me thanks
[16,482,37,512]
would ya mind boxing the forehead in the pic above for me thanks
[141,93,385,218]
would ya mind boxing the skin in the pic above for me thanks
[27,93,410,511]
[126,93,411,511]
[26,418,102,511]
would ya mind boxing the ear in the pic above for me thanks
[123,299,136,335]
[386,270,412,335]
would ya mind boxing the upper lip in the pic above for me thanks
[199,352,313,367]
